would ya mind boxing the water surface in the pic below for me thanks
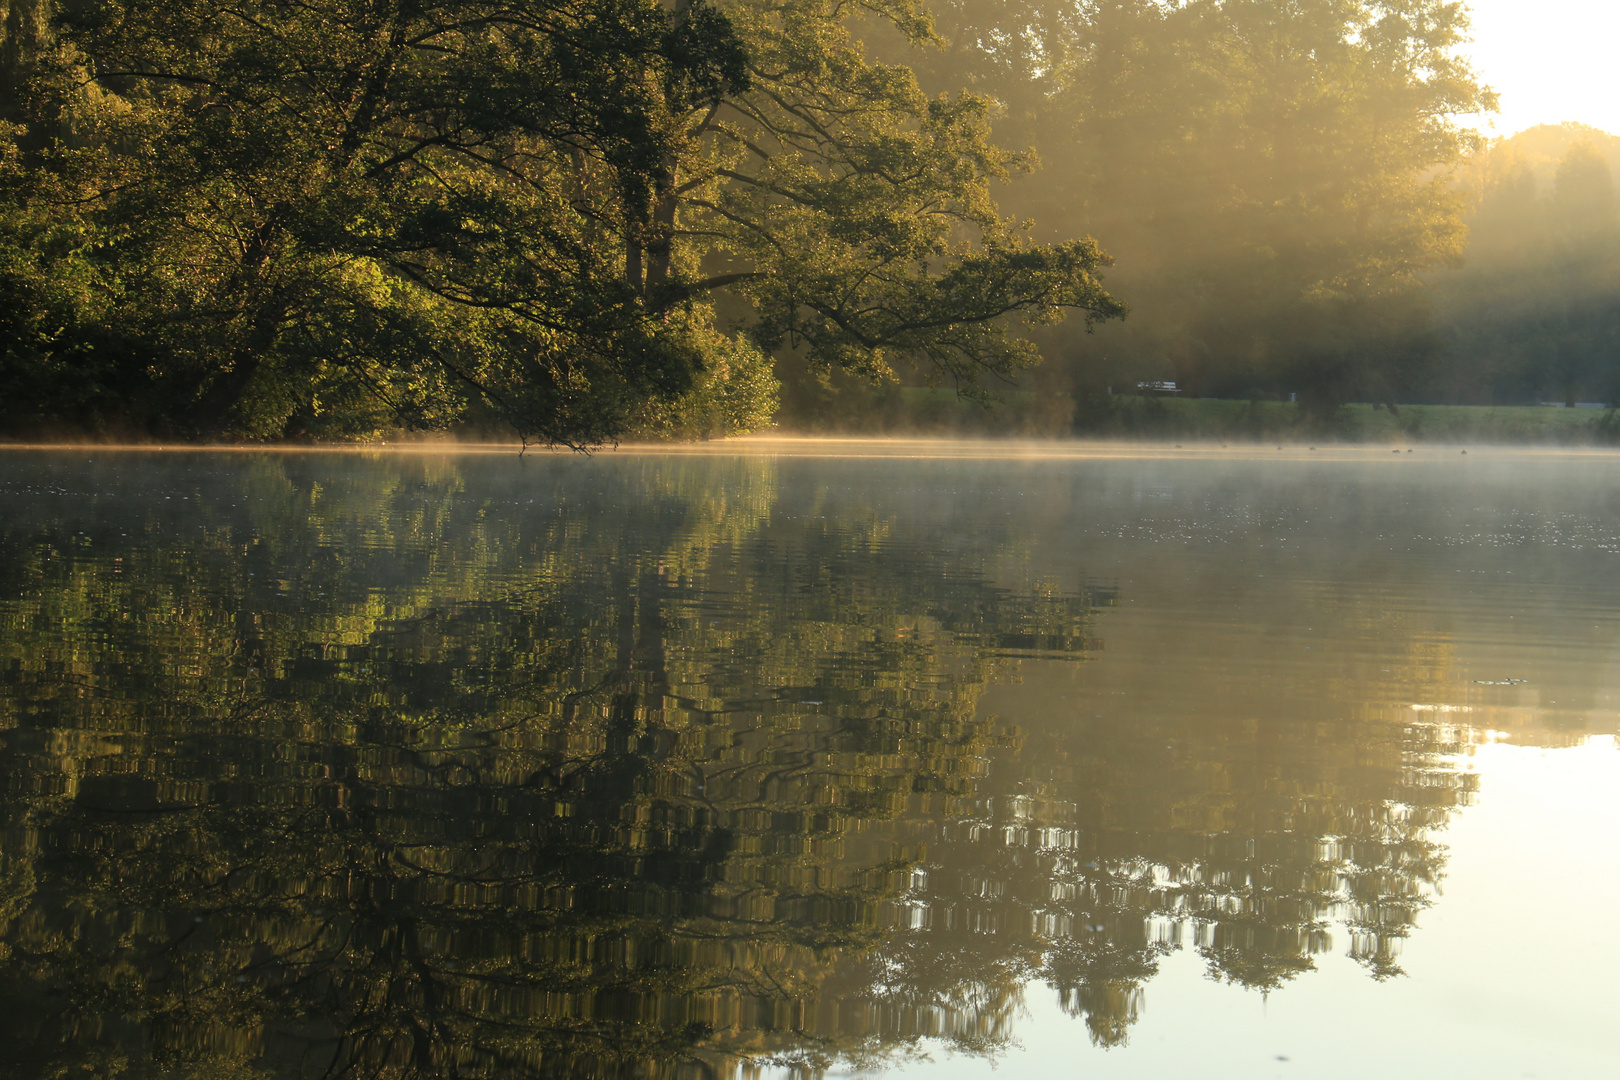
[1,444,1615,1079]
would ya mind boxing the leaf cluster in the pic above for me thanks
[1,0,1127,443]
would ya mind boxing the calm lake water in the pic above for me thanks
[1,442,1616,1079]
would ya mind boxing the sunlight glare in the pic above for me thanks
[1462,0,1620,135]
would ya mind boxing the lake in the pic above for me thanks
[1,441,1616,1079]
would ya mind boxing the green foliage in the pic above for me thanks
[2,0,760,443]
[0,0,1124,444]
[692,0,1124,399]
[844,0,1492,423]
[627,310,781,438]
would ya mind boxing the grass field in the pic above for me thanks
[817,388,1620,444]
[1090,396,1618,444]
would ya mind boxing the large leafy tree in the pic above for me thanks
[2,0,762,443]
[0,0,1123,443]
[869,0,1492,419]
[689,0,1123,398]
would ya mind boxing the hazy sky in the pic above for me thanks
[1462,0,1620,136]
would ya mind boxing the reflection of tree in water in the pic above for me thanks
[844,692,1475,1050]
[0,453,1472,1076]
[0,453,1096,1078]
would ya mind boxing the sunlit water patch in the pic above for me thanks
[0,447,1615,1079]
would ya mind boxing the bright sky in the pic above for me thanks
[1461,0,1620,136]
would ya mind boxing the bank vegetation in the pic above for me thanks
[6,1,1611,445]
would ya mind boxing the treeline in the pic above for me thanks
[797,7,1620,432]
[8,0,1595,444]
[0,0,1120,444]
[787,0,1492,428]
[1428,124,1620,407]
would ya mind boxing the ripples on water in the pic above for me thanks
[0,446,1616,1079]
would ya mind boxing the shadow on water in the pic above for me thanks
[0,451,1485,1078]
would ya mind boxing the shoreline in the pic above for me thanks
[5,434,1620,462]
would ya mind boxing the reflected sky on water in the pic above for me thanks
[0,444,1616,1079]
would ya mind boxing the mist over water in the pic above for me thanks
[0,445,1615,1079]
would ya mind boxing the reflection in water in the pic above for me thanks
[0,451,1492,1077]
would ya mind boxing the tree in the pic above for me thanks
[0,0,1123,444]
[3,0,762,444]
[1428,127,1620,407]
[852,0,1492,422]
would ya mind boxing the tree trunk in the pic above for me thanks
[642,0,693,300]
